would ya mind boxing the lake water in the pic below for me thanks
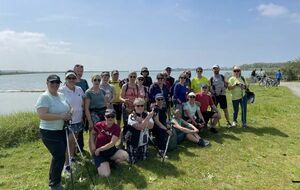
[0,70,251,115]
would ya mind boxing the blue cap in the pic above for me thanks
[155,93,164,100]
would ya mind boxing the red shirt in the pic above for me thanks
[94,121,121,148]
[195,92,214,113]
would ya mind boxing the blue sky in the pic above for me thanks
[0,0,299,71]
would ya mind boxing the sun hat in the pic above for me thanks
[105,109,115,116]
[65,71,77,78]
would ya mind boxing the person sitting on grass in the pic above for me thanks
[195,84,221,134]
[90,109,129,177]
[171,109,209,147]
[126,98,155,164]
[182,92,206,129]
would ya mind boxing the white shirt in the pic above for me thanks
[59,85,84,124]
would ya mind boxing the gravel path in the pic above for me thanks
[280,82,300,97]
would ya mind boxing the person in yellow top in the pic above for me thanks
[109,70,122,126]
[191,67,209,93]
[228,66,248,128]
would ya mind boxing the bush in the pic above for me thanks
[0,112,40,148]
[281,59,300,81]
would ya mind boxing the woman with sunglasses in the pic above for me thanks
[126,98,154,164]
[58,70,84,173]
[140,67,152,88]
[172,73,189,110]
[36,74,72,190]
[149,73,169,107]
[183,92,206,128]
[90,109,129,176]
[228,66,248,128]
[191,67,209,93]
[136,75,149,108]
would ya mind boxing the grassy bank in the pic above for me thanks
[0,86,300,189]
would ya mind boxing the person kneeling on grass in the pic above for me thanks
[126,98,155,164]
[171,109,209,147]
[195,84,221,133]
[90,109,128,177]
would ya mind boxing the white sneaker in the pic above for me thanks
[232,121,237,127]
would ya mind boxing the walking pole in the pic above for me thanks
[162,131,171,163]
[65,122,75,190]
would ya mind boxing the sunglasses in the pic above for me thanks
[130,76,136,78]
[202,86,208,89]
[67,77,77,80]
[189,96,196,98]
[157,77,164,80]
[233,70,240,72]
[106,114,115,119]
[197,70,203,72]
[156,98,164,101]
[49,80,60,84]
[75,64,83,68]
[180,77,186,79]
[135,104,144,107]
[138,78,144,81]
[93,79,101,82]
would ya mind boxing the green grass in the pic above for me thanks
[0,86,300,190]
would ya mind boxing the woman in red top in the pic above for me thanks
[90,109,128,177]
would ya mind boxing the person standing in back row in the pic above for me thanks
[209,65,231,127]
[191,67,209,93]
[74,64,89,155]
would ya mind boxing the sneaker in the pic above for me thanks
[51,183,64,190]
[210,127,218,133]
[242,124,247,128]
[232,121,237,127]
[197,139,210,147]
[226,121,232,128]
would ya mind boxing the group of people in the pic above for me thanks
[36,64,250,190]
[251,68,282,86]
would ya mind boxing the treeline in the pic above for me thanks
[239,59,300,81]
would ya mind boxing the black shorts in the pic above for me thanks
[93,146,118,168]
[213,95,227,109]
[113,103,122,121]
[201,111,215,123]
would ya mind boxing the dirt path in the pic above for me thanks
[280,82,300,97]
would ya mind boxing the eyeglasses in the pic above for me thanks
[49,80,60,84]
[135,104,144,107]
[156,98,164,101]
[67,77,77,80]
[138,78,144,81]
[189,96,195,98]
[75,64,83,68]
[202,86,208,89]
[130,76,136,79]
[233,70,240,72]
[106,114,115,119]
[197,70,203,72]
[93,79,101,82]
[157,78,163,80]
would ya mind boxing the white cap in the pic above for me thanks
[188,92,196,97]
[212,64,220,69]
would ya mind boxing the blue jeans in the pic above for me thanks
[232,95,247,125]
[40,129,66,188]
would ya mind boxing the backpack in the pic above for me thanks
[210,75,226,94]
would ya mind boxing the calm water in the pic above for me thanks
[0,70,251,115]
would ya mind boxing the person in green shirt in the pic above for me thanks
[191,67,209,93]
[228,66,248,128]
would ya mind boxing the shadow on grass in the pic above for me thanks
[229,126,289,137]
[199,127,241,144]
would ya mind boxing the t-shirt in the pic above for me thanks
[100,83,115,106]
[76,79,89,92]
[183,102,200,117]
[109,80,121,103]
[35,91,70,131]
[195,92,214,113]
[210,74,226,96]
[94,121,120,148]
[128,113,154,146]
[191,76,209,93]
[228,76,247,100]
[85,88,106,109]
[58,85,84,124]
[173,83,188,103]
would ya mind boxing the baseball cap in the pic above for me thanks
[212,64,220,69]
[105,109,115,116]
[111,70,119,75]
[47,74,62,83]
[155,93,164,100]
[188,92,196,97]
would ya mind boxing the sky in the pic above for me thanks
[0,0,300,71]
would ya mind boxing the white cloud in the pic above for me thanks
[0,30,71,54]
[257,3,288,17]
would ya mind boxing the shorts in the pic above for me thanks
[213,95,228,109]
[113,103,122,121]
[201,111,216,123]
[93,146,118,168]
[68,122,83,134]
